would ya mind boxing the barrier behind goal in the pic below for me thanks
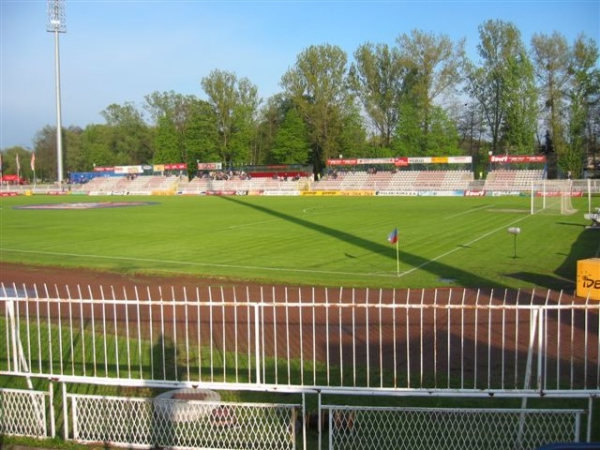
[530,180,580,215]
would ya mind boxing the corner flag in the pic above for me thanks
[388,228,400,276]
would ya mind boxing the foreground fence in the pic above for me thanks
[321,405,585,450]
[1,284,598,394]
[1,284,599,448]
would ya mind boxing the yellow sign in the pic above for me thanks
[577,258,600,300]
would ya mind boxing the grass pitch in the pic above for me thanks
[0,194,597,289]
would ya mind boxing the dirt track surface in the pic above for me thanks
[0,261,581,304]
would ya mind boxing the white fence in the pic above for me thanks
[1,284,598,395]
[1,284,599,448]
[321,405,585,450]
[67,394,299,449]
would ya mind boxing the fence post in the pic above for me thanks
[6,297,19,372]
[254,302,261,385]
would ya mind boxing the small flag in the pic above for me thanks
[388,228,398,244]
[30,153,35,171]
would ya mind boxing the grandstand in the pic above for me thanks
[16,155,598,202]
[484,169,545,191]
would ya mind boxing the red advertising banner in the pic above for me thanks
[197,162,222,170]
[490,155,546,163]
[327,159,359,166]
[393,157,409,167]
[164,163,188,170]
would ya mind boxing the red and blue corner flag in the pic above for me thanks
[388,228,398,244]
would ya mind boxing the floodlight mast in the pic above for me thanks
[46,0,66,187]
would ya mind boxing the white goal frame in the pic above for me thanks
[530,180,580,215]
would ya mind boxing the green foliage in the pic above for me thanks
[281,44,354,174]
[350,42,404,148]
[201,69,260,168]
[154,114,182,163]
[270,107,311,164]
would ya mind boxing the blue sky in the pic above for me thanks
[1,0,598,150]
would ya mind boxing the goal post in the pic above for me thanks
[530,180,579,215]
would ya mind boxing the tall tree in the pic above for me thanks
[153,114,181,164]
[64,126,85,174]
[100,102,153,164]
[464,20,527,154]
[280,44,354,175]
[566,35,600,177]
[33,126,61,182]
[531,31,572,169]
[397,29,465,138]
[349,42,404,148]
[501,48,538,154]
[145,91,217,168]
[200,70,260,169]
[270,107,311,164]
[183,99,220,167]
[79,124,117,169]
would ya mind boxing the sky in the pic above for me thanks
[1,0,599,151]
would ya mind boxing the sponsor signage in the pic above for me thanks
[490,155,546,163]
[164,163,187,170]
[577,258,600,300]
[114,165,144,175]
[327,156,472,166]
[197,162,223,170]
[93,166,114,172]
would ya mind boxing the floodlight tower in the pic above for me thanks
[46,0,66,186]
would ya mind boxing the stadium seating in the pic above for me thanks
[73,169,556,195]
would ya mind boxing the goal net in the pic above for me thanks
[530,180,579,215]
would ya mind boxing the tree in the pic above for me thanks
[270,107,310,164]
[501,48,538,154]
[63,126,86,174]
[145,91,217,168]
[531,31,572,172]
[33,126,60,182]
[183,99,220,167]
[532,31,600,177]
[153,114,181,164]
[349,42,404,148]
[465,20,528,154]
[280,44,355,175]
[100,102,153,164]
[79,124,121,169]
[0,146,29,178]
[397,29,465,137]
[566,35,600,177]
[200,70,260,169]
[392,103,461,156]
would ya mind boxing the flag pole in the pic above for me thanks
[395,238,400,276]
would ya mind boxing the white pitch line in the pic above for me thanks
[0,248,401,279]
[229,219,281,229]
[444,204,490,220]
[398,214,532,278]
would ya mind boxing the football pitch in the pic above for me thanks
[0,194,597,290]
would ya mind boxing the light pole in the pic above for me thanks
[46,0,66,187]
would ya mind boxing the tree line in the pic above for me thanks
[2,19,599,182]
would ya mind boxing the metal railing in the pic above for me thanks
[321,405,585,450]
[1,284,598,397]
[67,394,299,449]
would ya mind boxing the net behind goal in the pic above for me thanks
[530,180,579,215]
